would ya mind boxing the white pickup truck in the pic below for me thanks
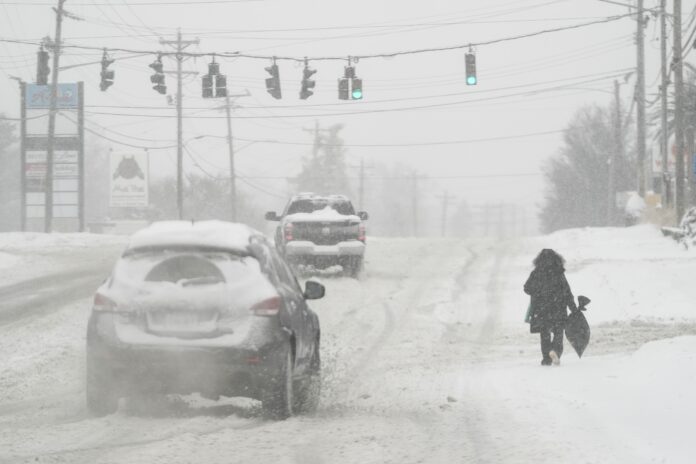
[265,193,369,277]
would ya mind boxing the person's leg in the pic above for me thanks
[540,329,552,365]
[552,327,564,358]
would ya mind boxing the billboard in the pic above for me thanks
[110,152,149,208]
[21,82,83,232]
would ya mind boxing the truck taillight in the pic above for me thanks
[93,293,117,312]
[251,296,281,316]
[285,223,294,241]
[358,224,366,242]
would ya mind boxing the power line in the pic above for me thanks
[0,13,637,63]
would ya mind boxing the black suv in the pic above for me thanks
[85,220,325,419]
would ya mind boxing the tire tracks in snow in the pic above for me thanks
[0,265,112,326]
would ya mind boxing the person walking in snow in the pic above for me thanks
[524,249,577,366]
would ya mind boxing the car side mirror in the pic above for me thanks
[357,211,369,221]
[304,279,325,300]
[265,211,280,221]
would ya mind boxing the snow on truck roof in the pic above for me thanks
[126,220,261,253]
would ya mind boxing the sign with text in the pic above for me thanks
[25,83,79,109]
[110,152,149,208]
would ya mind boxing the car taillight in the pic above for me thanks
[358,224,366,242]
[285,223,294,241]
[251,296,281,316]
[93,293,117,312]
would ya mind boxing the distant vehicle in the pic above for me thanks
[85,220,325,419]
[265,193,369,277]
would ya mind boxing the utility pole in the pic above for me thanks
[636,0,647,197]
[160,30,199,219]
[220,90,249,222]
[660,0,671,207]
[225,93,236,222]
[609,80,622,225]
[436,190,455,237]
[674,0,686,221]
[411,172,420,237]
[44,0,66,232]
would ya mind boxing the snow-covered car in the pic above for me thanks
[265,193,369,277]
[85,220,325,419]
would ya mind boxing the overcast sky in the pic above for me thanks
[1,0,693,232]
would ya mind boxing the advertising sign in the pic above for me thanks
[110,152,149,208]
[25,83,79,109]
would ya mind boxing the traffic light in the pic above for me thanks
[338,78,350,100]
[351,78,363,100]
[465,53,477,85]
[215,75,227,97]
[265,63,281,99]
[36,47,50,85]
[300,63,316,100]
[100,49,114,91]
[208,60,220,77]
[202,74,213,98]
[149,54,166,95]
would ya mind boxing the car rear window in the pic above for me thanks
[114,250,258,286]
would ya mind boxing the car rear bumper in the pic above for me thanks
[87,313,286,398]
[284,240,365,257]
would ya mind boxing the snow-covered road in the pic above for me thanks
[2,228,696,463]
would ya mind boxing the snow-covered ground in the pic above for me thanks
[1,225,695,463]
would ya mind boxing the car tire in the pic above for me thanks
[294,342,321,414]
[261,347,294,420]
[86,351,119,416]
[345,257,363,278]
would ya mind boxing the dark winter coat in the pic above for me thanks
[524,266,576,333]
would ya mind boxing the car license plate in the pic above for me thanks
[147,311,217,334]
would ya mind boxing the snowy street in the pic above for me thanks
[2,226,696,464]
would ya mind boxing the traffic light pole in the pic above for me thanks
[45,0,66,232]
[160,30,199,220]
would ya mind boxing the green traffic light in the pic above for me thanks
[352,88,363,99]
[467,76,477,85]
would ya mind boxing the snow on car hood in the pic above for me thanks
[285,206,360,223]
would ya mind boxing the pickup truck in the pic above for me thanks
[266,193,368,277]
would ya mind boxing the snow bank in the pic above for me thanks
[0,232,128,253]
[508,225,696,324]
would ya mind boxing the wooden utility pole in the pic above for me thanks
[221,90,249,222]
[411,172,420,237]
[44,0,66,232]
[225,93,236,221]
[674,0,686,220]
[436,190,455,237]
[636,0,647,197]
[660,0,671,207]
[609,80,622,225]
[160,30,199,220]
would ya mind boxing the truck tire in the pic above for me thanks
[345,257,363,278]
